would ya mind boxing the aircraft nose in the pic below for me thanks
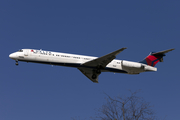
[9,53,17,59]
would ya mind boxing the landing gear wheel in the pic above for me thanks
[15,60,18,66]
[92,74,97,79]
[96,69,101,74]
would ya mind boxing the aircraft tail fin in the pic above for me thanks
[139,48,174,67]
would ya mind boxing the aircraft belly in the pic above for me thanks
[103,67,127,73]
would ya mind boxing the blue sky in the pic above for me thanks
[1,0,180,119]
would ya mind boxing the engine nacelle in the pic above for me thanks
[121,60,157,74]
[121,60,145,74]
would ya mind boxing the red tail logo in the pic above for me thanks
[139,49,174,67]
[145,55,161,67]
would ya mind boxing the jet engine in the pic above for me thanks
[121,60,145,74]
[121,60,157,74]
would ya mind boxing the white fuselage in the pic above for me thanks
[9,49,157,74]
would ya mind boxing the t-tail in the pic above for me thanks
[139,48,175,67]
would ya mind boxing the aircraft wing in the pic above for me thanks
[78,68,99,83]
[82,48,127,68]
[78,48,126,83]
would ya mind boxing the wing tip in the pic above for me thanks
[118,47,127,52]
[169,48,175,51]
[93,81,99,83]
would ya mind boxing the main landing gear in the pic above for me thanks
[92,74,97,79]
[15,60,18,66]
[91,69,101,79]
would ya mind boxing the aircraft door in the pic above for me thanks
[24,50,28,56]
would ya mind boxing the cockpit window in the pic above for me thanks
[18,49,23,52]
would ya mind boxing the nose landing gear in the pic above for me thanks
[15,60,19,66]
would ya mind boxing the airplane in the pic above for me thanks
[9,48,174,83]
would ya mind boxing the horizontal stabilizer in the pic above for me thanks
[151,48,175,56]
